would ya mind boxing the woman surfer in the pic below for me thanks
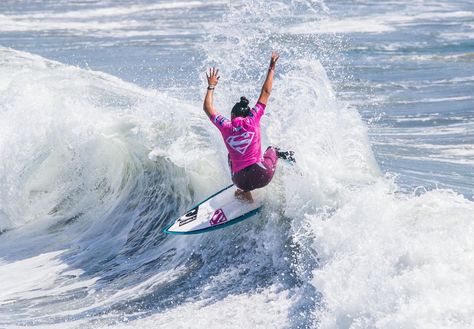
[203,52,294,202]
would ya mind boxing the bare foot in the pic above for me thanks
[234,189,254,203]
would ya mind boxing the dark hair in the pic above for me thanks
[231,96,250,118]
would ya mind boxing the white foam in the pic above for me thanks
[286,10,474,35]
[3,284,293,328]
[392,53,474,62]
[24,1,209,20]
[394,96,473,104]
[0,15,189,37]
[287,18,395,34]
[309,183,474,328]
[439,32,474,41]
[107,285,292,328]
[0,1,219,37]
[0,251,98,304]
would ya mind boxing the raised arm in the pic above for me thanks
[203,67,220,118]
[257,52,279,105]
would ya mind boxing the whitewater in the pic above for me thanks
[0,0,473,328]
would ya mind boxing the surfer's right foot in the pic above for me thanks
[275,148,296,163]
[235,189,254,203]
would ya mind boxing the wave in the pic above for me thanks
[0,36,377,326]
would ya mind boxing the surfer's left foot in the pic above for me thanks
[276,148,296,163]
[235,189,254,203]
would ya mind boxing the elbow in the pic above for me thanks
[203,104,214,118]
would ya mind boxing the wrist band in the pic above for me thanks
[207,86,215,90]
[269,63,275,71]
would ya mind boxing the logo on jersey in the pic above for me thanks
[214,114,227,126]
[225,131,255,154]
[210,209,228,226]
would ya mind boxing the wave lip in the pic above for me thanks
[0,47,201,325]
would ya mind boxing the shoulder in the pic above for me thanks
[211,113,232,130]
[254,102,266,111]
[212,113,228,125]
[248,102,266,120]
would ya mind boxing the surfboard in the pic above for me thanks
[163,184,262,235]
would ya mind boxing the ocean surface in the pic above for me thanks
[0,0,473,328]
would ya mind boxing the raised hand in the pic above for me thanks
[269,52,279,70]
[206,67,220,88]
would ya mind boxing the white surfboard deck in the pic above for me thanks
[163,184,262,235]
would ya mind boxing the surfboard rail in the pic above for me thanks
[163,184,262,235]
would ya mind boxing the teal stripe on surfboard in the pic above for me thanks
[163,207,262,235]
[163,184,262,235]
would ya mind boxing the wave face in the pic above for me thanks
[0,0,473,328]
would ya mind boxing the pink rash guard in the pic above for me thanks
[210,102,266,174]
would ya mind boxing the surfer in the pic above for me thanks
[203,52,294,202]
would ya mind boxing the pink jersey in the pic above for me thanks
[210,102,266,173]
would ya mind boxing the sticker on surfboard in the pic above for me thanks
[163,184,262,235]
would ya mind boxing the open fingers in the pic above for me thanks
[206,67,220,82]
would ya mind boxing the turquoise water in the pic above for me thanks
[0,1,473,328]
